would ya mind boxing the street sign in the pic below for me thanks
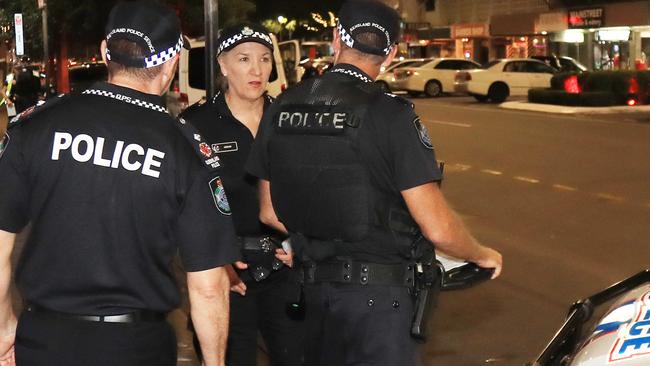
[14,13,24,56]
[37,0,46,10]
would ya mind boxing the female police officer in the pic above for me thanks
[181,23,303,366]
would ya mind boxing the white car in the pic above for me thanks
[375,58,431,92]
[392,58,481,97]
[460,58,556,103]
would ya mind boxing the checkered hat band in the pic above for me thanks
[217,31,273,55]
[338,23,355,50]
[330,68,373,83]
[144,35,184,68]
[82,89,169,114]
[337,23,391,56]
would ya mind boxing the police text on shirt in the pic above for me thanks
[51,132,165,179]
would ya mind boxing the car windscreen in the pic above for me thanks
[407,60,430,68]
[301,44,333,59]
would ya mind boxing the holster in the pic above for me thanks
[410,236,442,342]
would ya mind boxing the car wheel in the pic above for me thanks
[375,81,390,92]
[424,80,442,97]
[473,94,489,102]
[488,83,509,103]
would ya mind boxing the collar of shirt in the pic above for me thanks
[83,82,168,114]
[328,63,373,84]
[211,91,273,118]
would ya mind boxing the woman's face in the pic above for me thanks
[219,42,273,101]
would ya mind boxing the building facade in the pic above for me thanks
[401,0,650,70]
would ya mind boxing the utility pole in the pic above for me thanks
[204,0,218,100]
[38,0,50,80]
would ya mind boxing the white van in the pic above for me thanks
[170,34,287,114]
[279,40,333,86]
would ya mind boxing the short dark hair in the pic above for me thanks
[338,32,387,66]
[106,39,165,80]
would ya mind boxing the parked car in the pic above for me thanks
[375,58,432,92]
[171,35,288,115]
[69,63,108,94]
[392,58,481,97]
[460,58,556,103]
[531,55,588,73]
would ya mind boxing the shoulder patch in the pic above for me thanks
[413,117,434,150]
[174,116,222,170]
[0,133,8,160]
[384,93,414,109]
[8,94,68,129]
[209,176,231,215]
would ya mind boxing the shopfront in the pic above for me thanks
[406,27,453,58]
[451,23,490,64]
[490,13,545,60]
[563,2,650,70]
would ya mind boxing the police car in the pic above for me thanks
[529,270,650,366]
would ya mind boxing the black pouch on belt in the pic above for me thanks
[240,236,284,282]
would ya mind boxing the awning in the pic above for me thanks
[491,13,537,36]
[418,27,451,40]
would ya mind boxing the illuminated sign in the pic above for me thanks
[568,8,604,29]
[451,23,489,38]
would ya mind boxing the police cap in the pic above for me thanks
[337,0,401,56]
[104,1,189,69]
[216,22,274,57]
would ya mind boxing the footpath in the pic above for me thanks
[500,101,650,115]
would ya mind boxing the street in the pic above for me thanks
[414,96,650,365]
[9,96,650,366]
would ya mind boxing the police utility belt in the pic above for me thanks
[303,258,415,287]
[25,304,166,324]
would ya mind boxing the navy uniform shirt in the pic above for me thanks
[0,82,240,315]
[247,64,442,263]
[181,92,273,237]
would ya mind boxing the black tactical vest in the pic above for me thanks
[268,71,418,253]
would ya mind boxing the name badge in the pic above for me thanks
[212,141,238,154]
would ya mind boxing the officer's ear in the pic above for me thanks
[381,46,398,69]
[100,40,108,65]
[332,28,342,62]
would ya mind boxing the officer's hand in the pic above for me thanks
[0,318,16,366]
[275,248,293,268]
[0,346,14,366]
[233,261,248,270]
[474,246,502,279]
[226,264,247,296]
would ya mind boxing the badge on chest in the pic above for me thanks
[211,141,238,154]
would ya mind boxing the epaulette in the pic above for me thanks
[384,92,414,109]
[8,94,69,129]
[174,115,221,172]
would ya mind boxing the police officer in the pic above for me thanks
[181,22,304,366]
[247,1,503,365]
[0,2,240,366]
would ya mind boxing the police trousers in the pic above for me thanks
[226,269,305,366]
[304,282,421,366]
[15,309,176,366]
